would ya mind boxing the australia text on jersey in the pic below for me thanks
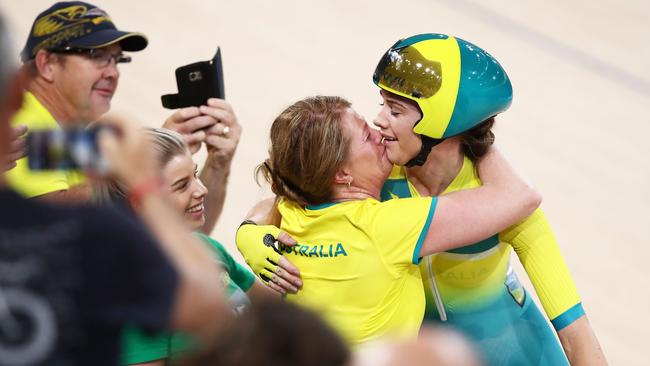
[279,243,348,258]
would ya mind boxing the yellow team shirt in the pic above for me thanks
[7,92,85,197]
[278,196,437,346]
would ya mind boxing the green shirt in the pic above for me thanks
[120,233,256,364]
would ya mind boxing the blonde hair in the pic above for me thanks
[93,127,188,203]
[257,96,351,205]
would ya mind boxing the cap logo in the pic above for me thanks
[33,5,88,37]
[31,24,87,56]
[22,2,145,61]
[86,7,111,24]
[28,5,115,57]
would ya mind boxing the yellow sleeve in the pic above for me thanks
[368,197,437,268]
[500,209,585,330]
[7,91,85,197]
[5,157,72,197]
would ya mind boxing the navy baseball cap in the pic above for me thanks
[20,1,148,61]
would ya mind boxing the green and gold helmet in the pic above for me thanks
[373,33,512,139]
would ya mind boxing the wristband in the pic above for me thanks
[127,178,162,209]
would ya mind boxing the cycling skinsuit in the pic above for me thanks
[380,156,584,365]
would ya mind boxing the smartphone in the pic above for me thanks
[27,126,107,172]
[161,47,225,109]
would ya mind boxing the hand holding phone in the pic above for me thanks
[162,107,215,154]
[161,47,225,109]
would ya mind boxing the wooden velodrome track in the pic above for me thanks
[2,1,648,364]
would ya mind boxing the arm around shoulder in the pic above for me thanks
[420,147,541,255]
[236,197,302,295]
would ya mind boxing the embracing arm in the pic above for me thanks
[420,147,541,256]
[236,197,302,294]
[245,197,282,225]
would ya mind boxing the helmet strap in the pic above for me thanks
[405,135,444,167]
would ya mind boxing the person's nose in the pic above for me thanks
[192,178,208,199]
[103,60,120,79]
[373,110,389,130]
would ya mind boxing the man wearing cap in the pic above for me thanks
[6,1,148,201]
[7,2,240,234]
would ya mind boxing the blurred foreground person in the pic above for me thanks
[354,326,482,366]
[0,14,226,365]
[183,299,350,366]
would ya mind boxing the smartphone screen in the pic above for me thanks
[27,126,107,172]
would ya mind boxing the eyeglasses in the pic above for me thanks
[49,47,132,68]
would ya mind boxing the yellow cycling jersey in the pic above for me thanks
[277,196,437,346]
[381,157,583,330]
[7,92,85,198]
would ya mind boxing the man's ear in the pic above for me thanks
[34,50,56,82]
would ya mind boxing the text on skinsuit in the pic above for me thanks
[279,243,348,258]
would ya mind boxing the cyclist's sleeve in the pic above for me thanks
[500,209,585,331]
